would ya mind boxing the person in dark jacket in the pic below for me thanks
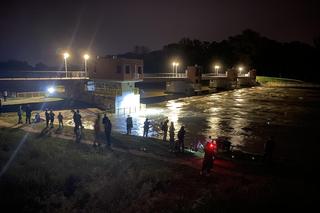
[25,105,32,124]
[162,120,169,141]
[17,105,23,124]
[201,140,216,176]
[143,118,150,137]
[58,112,64,128]
[76,109,83,128]
[49,110,55,128]
[126,115,133,135]
[102,114,112,147]
[73,109,82,135]
[177,126,186,152]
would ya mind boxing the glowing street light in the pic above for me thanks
[238,66,244,76]
[172,62,176,75]
[83,54,90,76]
[214,65,220,75]
[63,52,70,77]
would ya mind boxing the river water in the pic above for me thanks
[109,86,320,161]
[31,86,318,162]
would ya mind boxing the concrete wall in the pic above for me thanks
[166,81,194,95]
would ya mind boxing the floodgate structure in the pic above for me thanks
[0,57,256,113]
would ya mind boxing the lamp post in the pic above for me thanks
[175,63,179,77]
[238,66,243,76]
[63,52,69,77]
[172,62,176,77]
[214,65,220,76]
[83,54,89,77]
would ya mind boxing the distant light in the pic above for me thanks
[63,52,70,59]
[238,66,243,71]
[172,62,176,66]
[47,87,55,94]
[176,63,179,66]
[214,65,220,69]
[84,54,90,60]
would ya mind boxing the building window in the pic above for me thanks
[117,65,122,73]
[137,66,142,74]
[125,65,130,74]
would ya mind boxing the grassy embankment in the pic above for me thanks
[256,76,311,87]
[0,113,318,212]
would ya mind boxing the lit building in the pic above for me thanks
[87,56,143,113]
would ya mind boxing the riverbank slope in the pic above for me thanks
[0,117,318,212]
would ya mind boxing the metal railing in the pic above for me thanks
[144,73,187,78]
[0,70,88,80]
[202,72,227,77]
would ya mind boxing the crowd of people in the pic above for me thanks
[126,116,187,153]
[5,104,275,177]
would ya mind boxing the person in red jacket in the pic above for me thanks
[201,137,216,176]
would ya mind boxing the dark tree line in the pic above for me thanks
[122,29,320,83]
[1,29,319,82]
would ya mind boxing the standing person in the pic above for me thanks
[201,140,216,176]
[45,109,50,128]
[143,118,150,137]
[103,114,112,147]
[58,112,64,128]
[73,109,82,135]
[17,105,23,124]
[162,119,169,141]
[72,110,78,134]
[177,126,186,152]
[49,110,55,128]
[76,109,83,128]
[3,91,8,102]
[25,104,31,124]
[169,122,175,151]
[126,115,133,135]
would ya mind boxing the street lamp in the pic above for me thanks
[63,52,70,77]
[172,62,176,76]
[175,62,179,77]
[238,66,243,76]
[83,54,90,76]
[214,65,220,76]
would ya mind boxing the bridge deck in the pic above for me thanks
[0,77,89,81]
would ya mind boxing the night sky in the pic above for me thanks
[1,0,319,66]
